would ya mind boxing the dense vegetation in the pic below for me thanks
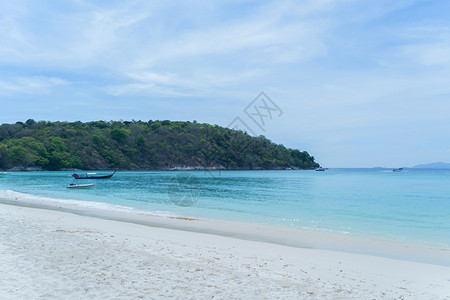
[0,120,319,170]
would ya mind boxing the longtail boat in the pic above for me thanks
[72,170,116,179]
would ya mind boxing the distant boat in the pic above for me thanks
[392,168,403,172]
[315,167,326,171]
[0,172,8,175]
[72,170,116,179]
[67,183,95,189]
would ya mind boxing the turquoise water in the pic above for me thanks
[0,169,449,248]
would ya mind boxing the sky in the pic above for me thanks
[1,0,450,167]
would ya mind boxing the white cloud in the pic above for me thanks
[132,3,330,69]
[105,68,267,97]
[394,26,450,66]
[0,76,69,95]
[401,42,450,66]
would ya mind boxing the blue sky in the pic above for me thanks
[1,0,450,167]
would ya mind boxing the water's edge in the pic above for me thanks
[1,191,449,267]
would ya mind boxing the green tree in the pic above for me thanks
[0,142,8,168]
[7,145,32,167]
[110,128,130,144]
[0,120,319,170]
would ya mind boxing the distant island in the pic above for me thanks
[413,162,450,169]
[0,120,319,171]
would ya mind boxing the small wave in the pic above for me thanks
[0,189,177,218]
[281,218,300,222]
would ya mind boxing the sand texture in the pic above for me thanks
[1,203,449,299]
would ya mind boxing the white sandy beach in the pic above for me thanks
[1,202,449,299]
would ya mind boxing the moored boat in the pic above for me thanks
[72,170,116,179]
[67,183,95,188]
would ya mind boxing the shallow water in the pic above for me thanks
[0,169,449,247]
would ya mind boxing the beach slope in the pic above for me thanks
[1,203,449,299]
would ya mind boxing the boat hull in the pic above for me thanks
[67,183,95,188]
[72,171,116,179]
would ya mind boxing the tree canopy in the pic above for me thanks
[0,120,319,170]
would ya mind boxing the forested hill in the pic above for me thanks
[0,120,319,171]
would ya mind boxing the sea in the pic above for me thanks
[0,169,449,248]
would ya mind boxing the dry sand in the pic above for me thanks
[1,203,449,299]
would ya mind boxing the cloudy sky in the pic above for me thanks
[1,0,449,167]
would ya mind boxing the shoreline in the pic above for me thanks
[1,202,449,298]
[1,190,449,267]
[0,167,317,172]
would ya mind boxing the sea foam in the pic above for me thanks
[0,189,176,218]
